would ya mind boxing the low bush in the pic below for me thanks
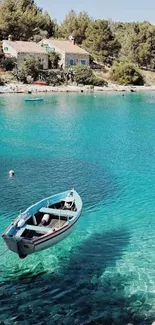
[110,62,144,85]
[13,58,42,83]
[13,69,27,83]
[73,65,94,85]
[38,70,64,85]
[1,57,16,71]
[73,65,108,86]
[93,76,108,87]
[48,51,61,69]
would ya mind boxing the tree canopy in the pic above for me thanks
[83,20,121,64]
[58,10,92,44]
[112,21,155,68]
[0,0,55,40]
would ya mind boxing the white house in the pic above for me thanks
[2,40,48,69]
[39,38,90,68]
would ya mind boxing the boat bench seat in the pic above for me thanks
[39,207,77,218]
[16,224,51,237]
[25,225,51,233]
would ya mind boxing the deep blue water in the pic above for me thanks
[1,92,155,324]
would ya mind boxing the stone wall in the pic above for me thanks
[64,52,90,68]
[17,53,48,69]
[56,52,90,68]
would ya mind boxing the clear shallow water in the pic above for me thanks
[1,92,155,324]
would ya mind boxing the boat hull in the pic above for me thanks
[24,98,44,102]
[2,189,82,258]
[34,216,79,252]
[3,236,35,258]
[3,217,79,258]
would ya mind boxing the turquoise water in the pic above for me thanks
[1,92,155,324]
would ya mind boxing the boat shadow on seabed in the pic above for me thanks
[0,228,153,325]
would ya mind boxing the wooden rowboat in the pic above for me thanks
[2,189,82,259]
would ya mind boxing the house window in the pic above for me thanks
[49,47,55,51]
[4,47,8,51]
[69,59,75,65]
[81,60,86,65]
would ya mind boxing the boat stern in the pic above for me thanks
[2,235,35,259]
[2,235,19,254]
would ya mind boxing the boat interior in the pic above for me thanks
[16,200,77,240]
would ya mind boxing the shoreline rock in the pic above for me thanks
[0,83,155,94]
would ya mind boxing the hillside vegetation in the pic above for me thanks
[0,0,155,85]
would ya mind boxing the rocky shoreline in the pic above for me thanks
[1,83,155,94]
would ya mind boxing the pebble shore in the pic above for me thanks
[1,83,155,94]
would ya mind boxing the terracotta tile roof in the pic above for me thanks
[3,41,47,54]
[43,39,89,55]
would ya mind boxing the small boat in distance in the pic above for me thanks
[2,189,82,259]
[24,98,44,102]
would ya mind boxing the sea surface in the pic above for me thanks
[0,92,155,325]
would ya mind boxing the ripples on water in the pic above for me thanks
[0,93,155,324]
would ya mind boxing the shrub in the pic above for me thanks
[13,69,27,83]
[13,58,42,83]
[73,65,94,85]
[48,51,61,69]
[110,62,144,85]
[21,58,42,80]
[0,71,16,83]
[1,57,16,71]
[93,76,108,87]
[38,70,62,85]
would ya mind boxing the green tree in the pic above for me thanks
[83,20,121,64]
[112,21,155,68]
[48,51,61,69]
[129,22,155,68]
[110,61,144,85]
[58,10,91,44]
[0,0,20,39]
[0,0,55,40]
